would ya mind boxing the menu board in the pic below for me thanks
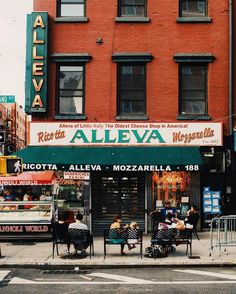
[203,187,221,214]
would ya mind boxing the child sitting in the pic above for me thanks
[127,221,140,250]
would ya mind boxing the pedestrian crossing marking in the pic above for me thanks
[174,269,236,280]
[0,271,10,282]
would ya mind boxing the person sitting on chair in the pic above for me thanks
[184,204,200,240]
[69,213,90,256]
[185,204,199,229]
[110,215,130,255]
[52,211,71,255]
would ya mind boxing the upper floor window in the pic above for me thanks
[118,0,146,17]
[57,65,84,116]
[57,0,85,17]
[117,64,146,117]
[179,64,207,115]
[180,0,207,17]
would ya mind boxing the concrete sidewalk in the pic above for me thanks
[0,232,236,268]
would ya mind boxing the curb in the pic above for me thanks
[1,261,236,270]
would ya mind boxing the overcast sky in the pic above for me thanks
[0,0,33,106]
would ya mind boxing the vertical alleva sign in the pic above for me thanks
[25,12,48,113]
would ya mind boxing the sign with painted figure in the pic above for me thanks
[25,12,48,113]
[29,122,223,146]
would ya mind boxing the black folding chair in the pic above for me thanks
[52,223,71,259]
[68,228,94,259]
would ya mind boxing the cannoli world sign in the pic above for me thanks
[25,12,48,113]
[29,122,223,146]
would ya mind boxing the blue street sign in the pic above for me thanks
[0,96,15,103]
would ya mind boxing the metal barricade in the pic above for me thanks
[210,215,236,256]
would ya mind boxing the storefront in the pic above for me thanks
[0,171,56,239]
[15,121,223,234]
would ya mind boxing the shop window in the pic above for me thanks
[56,65,85,116]
[118,0,147,17]
[117,64,146,117]
[151,171,197,219]
[202,151,225,173]
[57,0,85,17]
[179,64,208,116]
[180,0,207,17]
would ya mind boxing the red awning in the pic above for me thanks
[0,171,57,185]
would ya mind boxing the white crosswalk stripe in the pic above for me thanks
[173,269,236,280]
[0,271,10,282]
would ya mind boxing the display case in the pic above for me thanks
[0,201,54,239]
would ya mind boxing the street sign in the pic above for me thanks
[0,131,5,144]
[0,95,15,103]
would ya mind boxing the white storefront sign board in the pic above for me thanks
[29,122,223,146]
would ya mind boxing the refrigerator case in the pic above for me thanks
[0,201,54,239]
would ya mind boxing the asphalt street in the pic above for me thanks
[1,267,236,293]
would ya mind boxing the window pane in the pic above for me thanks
[180,64,207,115]
[120,90,145,101]
[120,100,145,115]
[58,65,84,115]
[122,0,145,5]
[120,65,145,89]
[181,100,206,114]
[59,90,83,97]
[59,96,83,114]
[182,75,205,90]
[182,91,206,100]
[181,0,206,17]
[61,4,84,17]
[121,6,144,16]
[120,0,145,16]
[59,68,83,90]
[120,74,145,90]
[118,64,146,116]
[182,65,206,75]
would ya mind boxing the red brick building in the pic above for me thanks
[21,0,231,233]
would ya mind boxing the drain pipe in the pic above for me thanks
[228,0,234,200]
[229,0,233,136]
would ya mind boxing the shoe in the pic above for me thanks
[64,250,70,255]
[128,244,132,251]
[121,252,127,255]
[128,244,136,251]
[81,251,87,257]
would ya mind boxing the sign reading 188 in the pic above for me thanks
[185,165,199,171]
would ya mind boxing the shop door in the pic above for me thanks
[91,172,145,234]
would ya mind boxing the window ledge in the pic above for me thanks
[116,115,148,121]
[55,16,89,23]
[115,17,150,23]
[177,115,212,120]
[176,17,212,23]
[54,115,87,120]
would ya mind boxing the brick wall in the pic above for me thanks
[33,0,229,135]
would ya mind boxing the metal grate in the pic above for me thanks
[42,269,91,275]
